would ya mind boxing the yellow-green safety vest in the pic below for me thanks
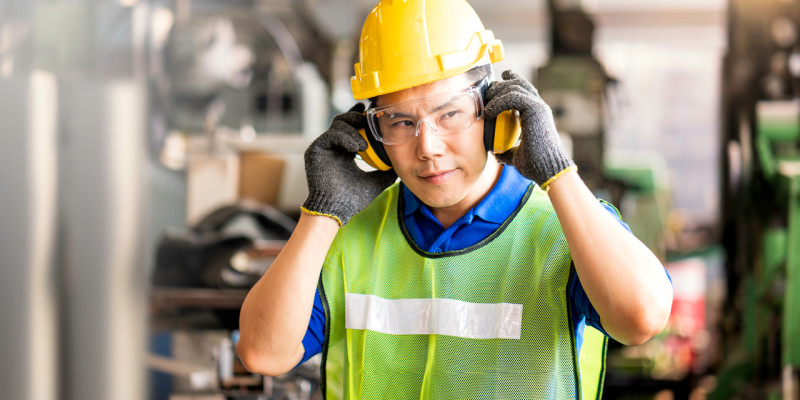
[319,183,607,399]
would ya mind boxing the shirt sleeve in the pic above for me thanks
[297,288,326,366]
[569,201,672,336]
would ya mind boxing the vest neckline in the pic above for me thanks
[396,182,535,259]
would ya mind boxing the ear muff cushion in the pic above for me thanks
[483,117,497,152]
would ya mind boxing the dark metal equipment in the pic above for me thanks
[154,201,294,290]
[715,0,800,397]
[149,201,323,399]
[536,4,613,192]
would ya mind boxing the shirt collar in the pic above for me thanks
[402,183,424,218]
[401,165,531,224]
[473,165,530,223]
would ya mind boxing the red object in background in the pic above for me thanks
[666,258,706,337]
[664,257,708,374]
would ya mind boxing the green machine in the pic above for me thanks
[754,102,800,377]
[713,99,800,399]
[604,153,671,264]
[711,0,800,396]
[754,101,800,392]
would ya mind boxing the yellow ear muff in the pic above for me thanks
[357,128,392,171]
[491,110,521,153]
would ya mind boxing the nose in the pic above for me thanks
[415,120,445,160]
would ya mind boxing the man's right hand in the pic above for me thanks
[302,103,397,226]
[240,103,395,375]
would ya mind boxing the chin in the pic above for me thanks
[415,189,466,209]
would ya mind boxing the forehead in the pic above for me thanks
[375,73,471,108]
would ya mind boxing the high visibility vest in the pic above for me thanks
[319,183,606,399]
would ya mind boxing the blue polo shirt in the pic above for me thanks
[298,165,633,366]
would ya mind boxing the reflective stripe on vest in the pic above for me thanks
[345,293,523,339]
[320,183,606,399]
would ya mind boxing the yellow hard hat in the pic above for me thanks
[351,0,505,100]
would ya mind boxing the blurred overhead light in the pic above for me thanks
[120,0,138,6]
[151,8,174,48]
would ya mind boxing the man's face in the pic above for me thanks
[377,74,498,213]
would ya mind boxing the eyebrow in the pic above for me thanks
[383,110,413,119]
[431,96,460,113]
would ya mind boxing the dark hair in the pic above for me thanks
[369,64,494,106]
[465,63,494,84]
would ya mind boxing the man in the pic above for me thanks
[237,0,672,398]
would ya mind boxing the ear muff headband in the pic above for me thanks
[483,117,498,151]
[478,78,496,152]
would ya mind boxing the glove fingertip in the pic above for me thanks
[502,69,519,80]
[485,81,505,100]
[344,130,368,153]
[355,133,369,152]
[483,104,502,119]
[483,92,523,118]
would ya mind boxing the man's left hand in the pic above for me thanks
[483,70,575,188]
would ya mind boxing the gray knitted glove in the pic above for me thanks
[484,70,575,188]
[302,103,398,226]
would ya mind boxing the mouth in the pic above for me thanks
[419,169,455,185]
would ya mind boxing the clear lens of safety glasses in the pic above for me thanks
[366,85,484,146]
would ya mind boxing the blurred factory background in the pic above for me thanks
[0,0,799,398]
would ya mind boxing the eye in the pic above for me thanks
[390,119,414,129]
[440,110,462,120]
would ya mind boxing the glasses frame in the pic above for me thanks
[365,77,490,146]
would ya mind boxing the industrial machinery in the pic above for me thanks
[537,2,731,398]
[714,0,800,397]
[145,3,337,398]
[536,3,612,193]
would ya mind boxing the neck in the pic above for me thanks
[431,157,503,229]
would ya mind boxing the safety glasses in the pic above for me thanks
[366,77,489,146]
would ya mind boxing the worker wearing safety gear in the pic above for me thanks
[237,0,673,399]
